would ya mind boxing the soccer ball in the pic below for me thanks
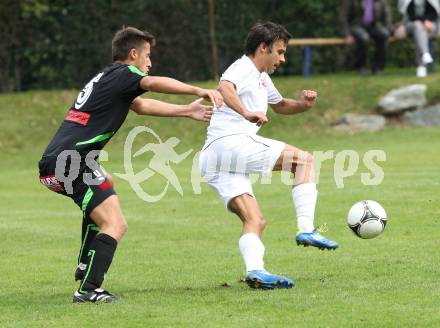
[347,200,387,239]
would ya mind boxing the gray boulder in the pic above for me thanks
[403,104,440,127]
[378,84,427,115]
[333,114,386,132]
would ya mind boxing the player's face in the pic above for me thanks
[264,40,287,74]
[134,42,152,74]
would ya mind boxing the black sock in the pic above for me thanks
[79,233,117,293]
[77,214,99,267]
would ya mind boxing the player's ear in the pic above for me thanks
[128,48,137,60]
[259,42,269,54]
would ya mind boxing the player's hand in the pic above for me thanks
[424,20,434,33]
[243,110,268,127]
[300,90,317,110]
[197,88,223,108]
[188,98,213,122]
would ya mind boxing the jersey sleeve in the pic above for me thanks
[220,60,253,94]
[117,65,146,97]
[265,75,283,104]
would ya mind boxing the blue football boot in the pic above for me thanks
[296,231,339,250]
[245,270,294,289]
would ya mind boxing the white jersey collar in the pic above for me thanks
[242,55,262,76]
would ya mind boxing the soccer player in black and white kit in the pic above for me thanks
[38,26,222,303]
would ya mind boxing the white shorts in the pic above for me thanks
[199,134,285,209]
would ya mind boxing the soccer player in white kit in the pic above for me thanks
[199,22,338,289]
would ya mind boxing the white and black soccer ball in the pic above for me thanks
[347,200,387,239]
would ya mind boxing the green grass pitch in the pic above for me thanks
[1,69,440,327]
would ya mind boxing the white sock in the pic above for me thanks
[292,182,317,233]
[238,233,265,272]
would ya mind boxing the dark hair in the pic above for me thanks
[245,22,291,56]
[112,26,156,61]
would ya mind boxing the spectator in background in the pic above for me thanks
[341,0,393,75]
[397,0,440,77]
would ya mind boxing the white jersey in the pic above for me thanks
[204,55,282,147]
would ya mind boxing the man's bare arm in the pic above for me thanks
[130,97,212,122]
[140,76,223,107]
[271,90,317,115]
[218,80,268,126]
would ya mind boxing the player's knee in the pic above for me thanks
[244,214,266,232]
[291,151,314,172]
[105,215,128,240]
[250,215,266,231]
[117,216,128,236]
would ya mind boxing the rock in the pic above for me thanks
[378,84,427,115]
[333,114,386,132]
[403,104,440,127]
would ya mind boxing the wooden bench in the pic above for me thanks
[288,36,438,78]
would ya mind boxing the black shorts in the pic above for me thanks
[38,156,116,216]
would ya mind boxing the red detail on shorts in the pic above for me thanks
[99,179,113,191]
[65,109,90,126]
[39,175,64,192]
